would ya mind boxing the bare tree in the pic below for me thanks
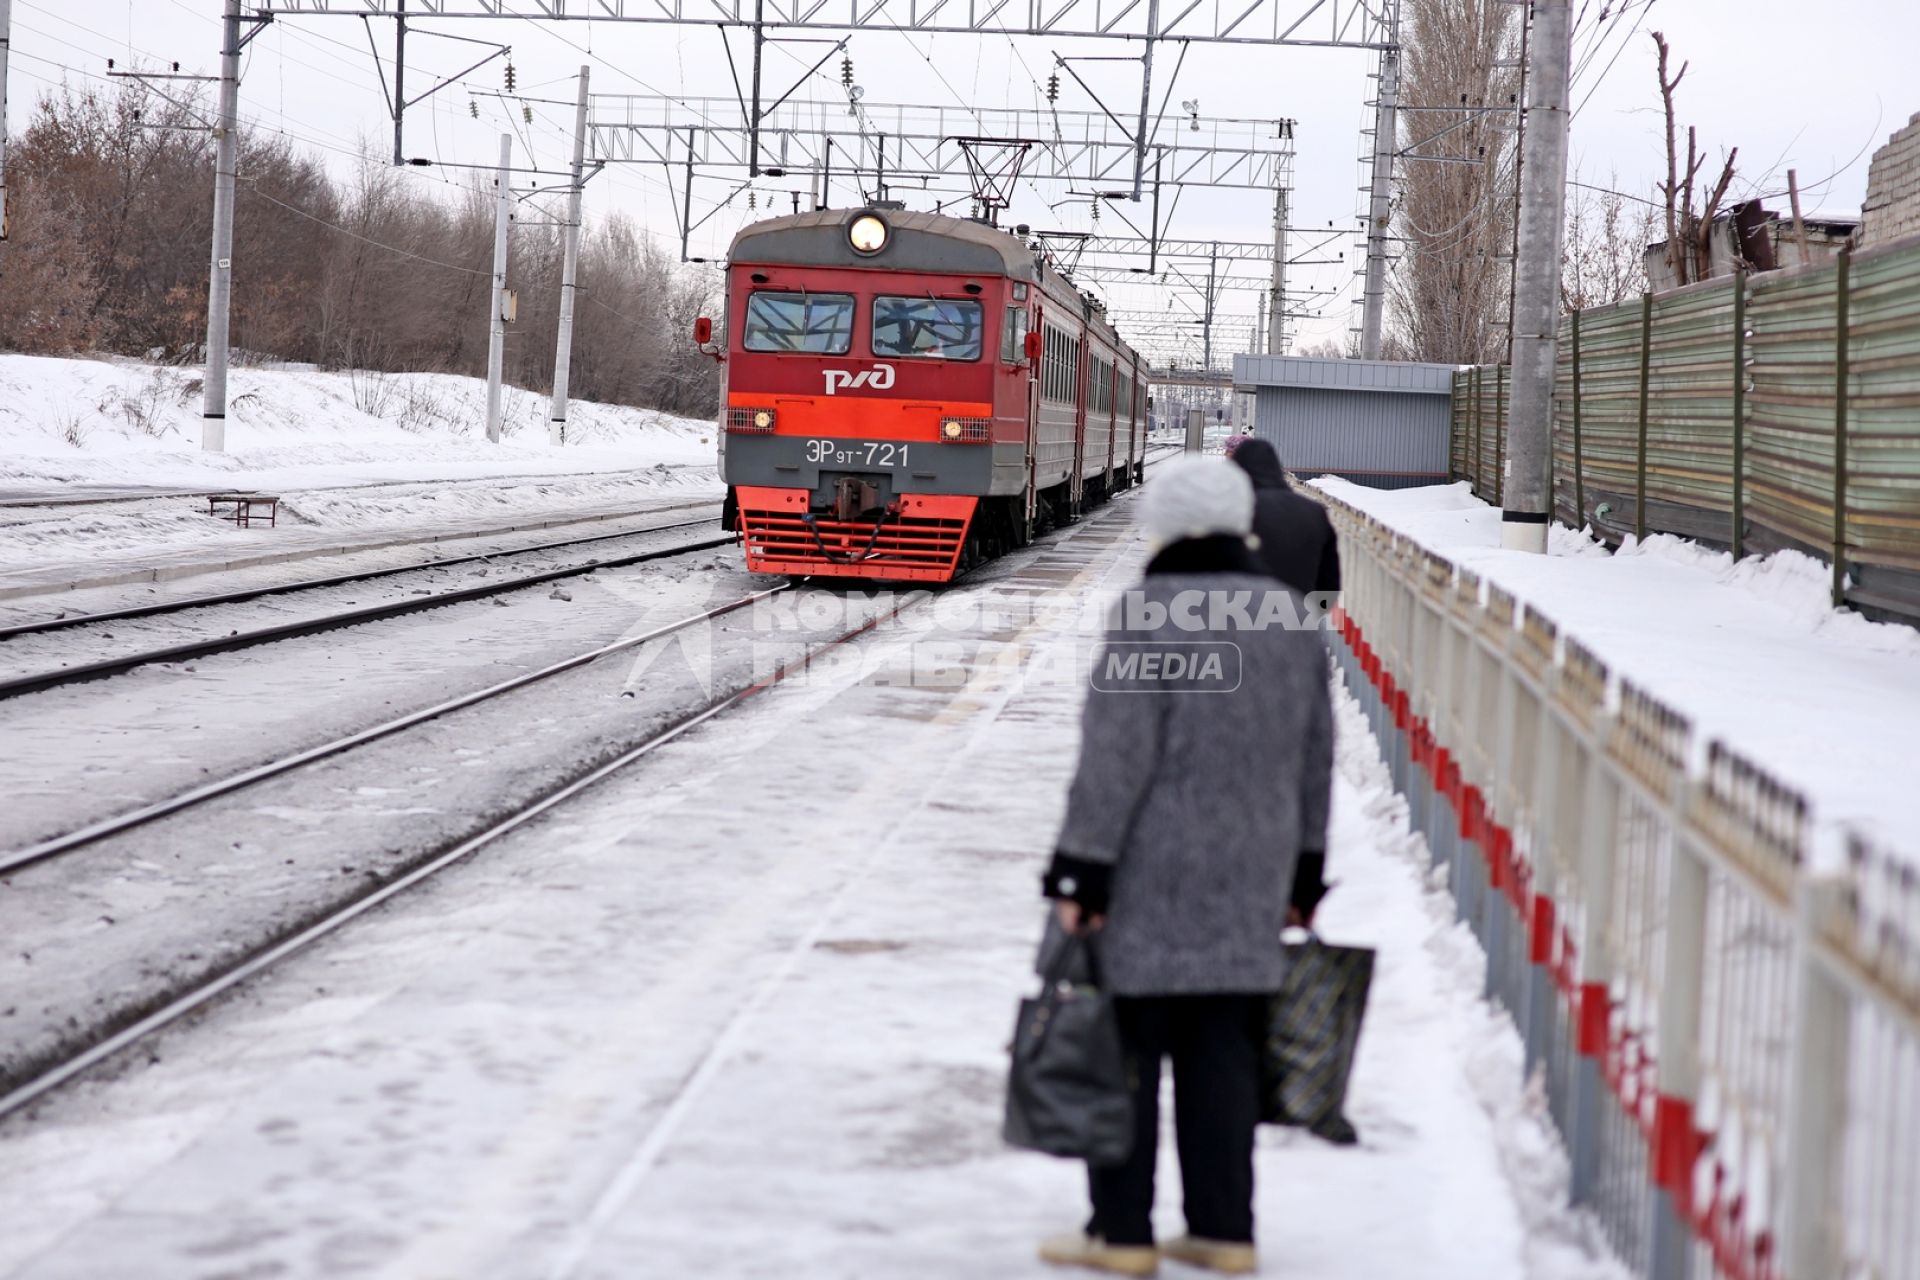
[1561,177,1654,310]
[1652,32,1738,289]
[1295,337,1347,360]
[0,182,102,353]
[1389,0,1522,364]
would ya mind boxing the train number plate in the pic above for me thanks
[802,439,913,468]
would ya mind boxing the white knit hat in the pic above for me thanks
[1139,455,1255,550]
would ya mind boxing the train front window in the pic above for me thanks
[871,296,984,361]
[742,291,855,354]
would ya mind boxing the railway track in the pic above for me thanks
[0,480,1160,1120]
[0,465,711,510]
[0,513,731,700]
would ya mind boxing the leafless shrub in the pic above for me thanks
[57,408,89,448]
[394,382,453,434]
[118,367,183,437]
[349,365,400,418]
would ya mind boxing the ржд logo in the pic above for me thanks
[822,363,897,395]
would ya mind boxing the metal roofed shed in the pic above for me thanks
[1232,354,1460,490]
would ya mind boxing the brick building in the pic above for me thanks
[1862,111,1920,246]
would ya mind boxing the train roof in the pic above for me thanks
[729,208,1040,280]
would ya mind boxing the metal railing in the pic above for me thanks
[1451,230,1920,624]
[1315,485,1920,1280]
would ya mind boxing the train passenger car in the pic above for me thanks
[697,206,1145,582]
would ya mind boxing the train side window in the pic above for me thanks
[872,296,984,360]
[1000,306,1029,363]
[742,291,855,354]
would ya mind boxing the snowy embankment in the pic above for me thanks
[0,353,724,589]
[1311,478,1920,865]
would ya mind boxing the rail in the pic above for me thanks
[1315,485,1920,1280]
[0,520,730,700]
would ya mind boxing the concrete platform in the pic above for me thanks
[0,506,1619,1279]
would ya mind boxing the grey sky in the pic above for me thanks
[7,0,1916,357]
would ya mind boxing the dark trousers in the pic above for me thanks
[1086,993,1266,1247]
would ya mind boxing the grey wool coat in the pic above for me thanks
[1048,571,1334,996]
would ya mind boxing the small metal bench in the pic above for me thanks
[205,492,280,527]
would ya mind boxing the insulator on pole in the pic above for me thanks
[504,62,516,92]
[841,56,854,88]
[523,104,534,124]
[469,100,479,119]
[1047,72,1060,102]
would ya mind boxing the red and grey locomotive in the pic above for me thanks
[697,207,1146,583]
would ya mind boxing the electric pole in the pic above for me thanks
[550,65,590,447]
[201,0,242,453]
[1268,184,1288,355]
[0,0,12,280]
[1359,10,1400,361]
[1130,0,1159,201]
[1203,241,1218,371]
[1503,0,1572,554]
[390,0,407,166]
[485,133,512,444]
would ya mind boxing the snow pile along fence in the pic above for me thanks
[1449,231,1920,625]
[1315,486,1920,1280]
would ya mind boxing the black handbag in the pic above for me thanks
[1003,933,1134,1167]
[1262,933,1375,1145]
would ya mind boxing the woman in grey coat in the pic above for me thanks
[1038,457,1334,1278]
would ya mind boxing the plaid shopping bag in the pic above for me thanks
[1261,934,1374,1145]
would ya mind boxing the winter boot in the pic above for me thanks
[1038,1232,1160,1276]
[1160,1235,1257,1274]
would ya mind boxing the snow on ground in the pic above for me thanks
[0,353,723,592]
[0,353,718,488]
[0,507,1623,1280]
[1312,479,1920,866]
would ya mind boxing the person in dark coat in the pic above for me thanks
[1225,436,1342,928]
[1036,457,1334,1278]
[1226,437,1342,599]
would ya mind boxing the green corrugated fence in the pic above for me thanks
[1453,230,1920,623]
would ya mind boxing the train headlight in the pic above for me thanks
[848,213,889,255]
[941,416,992,443]
[726,406,777,433]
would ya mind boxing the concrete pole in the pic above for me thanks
[389,0,407,166]
[1130,0,1159,201]
[485,133,511,444]
[549,65,591,447]
[1502,0,1573,553]
[0,0,12,278]
[1203,241,1217,371]
[745,0,765,176]
[1358,6,1400,361]
[200,0,242,453]
[1268,184,1288,355]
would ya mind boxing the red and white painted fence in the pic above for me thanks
[1317,488,1920,1280]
